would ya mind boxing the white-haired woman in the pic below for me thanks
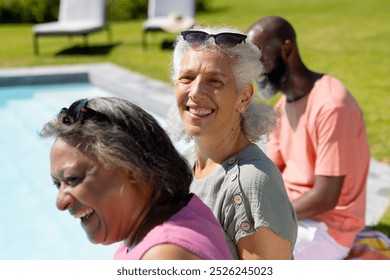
[167,26,298,259]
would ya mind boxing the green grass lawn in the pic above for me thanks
[0,0,389,233]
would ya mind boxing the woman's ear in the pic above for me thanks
[127,168,154,199]
[237,84,253,112]
[126,168,140,185]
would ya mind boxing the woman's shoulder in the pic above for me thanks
[236,144,280,174]
[232,144,285,190]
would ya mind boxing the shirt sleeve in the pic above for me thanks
[228,158,297,245]
[314,105,357,176]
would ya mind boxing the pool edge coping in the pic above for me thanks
[0,62,175,118]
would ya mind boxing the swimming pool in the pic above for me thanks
[0,83,125,259]
[0,64,195,260]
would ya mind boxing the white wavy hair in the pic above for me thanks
[171,25,262,90]
[167,25,279,143]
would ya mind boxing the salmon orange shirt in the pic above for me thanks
[267,75,370,248]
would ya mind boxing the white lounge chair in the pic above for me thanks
[142,0,196,49]
[33,0,111,55]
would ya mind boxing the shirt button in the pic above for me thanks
[240,222,251,231]
[228,157,236,165]
[230,173,237,181]
[233,194,242,205]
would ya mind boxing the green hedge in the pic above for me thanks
[0,0,208,23]
[106,0,148,21]
[0,0,60,23]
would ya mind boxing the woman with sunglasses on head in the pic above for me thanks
[40,97,233,260]
[167,26,298,260]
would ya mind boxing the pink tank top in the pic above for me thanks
[113,194,233,260]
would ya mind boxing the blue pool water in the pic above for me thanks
[0,83,177,260]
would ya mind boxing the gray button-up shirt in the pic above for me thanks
[186,144,297,259]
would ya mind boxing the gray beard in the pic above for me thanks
[257,80,278,100]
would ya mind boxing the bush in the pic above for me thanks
[0,0,59,23]
[106,0,148,21]
[0,0,209,23]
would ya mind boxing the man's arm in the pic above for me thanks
[292,175,345,220]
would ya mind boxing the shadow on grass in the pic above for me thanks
[142,39,175,51]
[161,39,175,50]
[55,43,120,56]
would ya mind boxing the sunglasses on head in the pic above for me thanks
[60,98,110,125]
[181,30,247,49]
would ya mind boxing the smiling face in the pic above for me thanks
[50,138,151,245]
[175,48,247,141]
